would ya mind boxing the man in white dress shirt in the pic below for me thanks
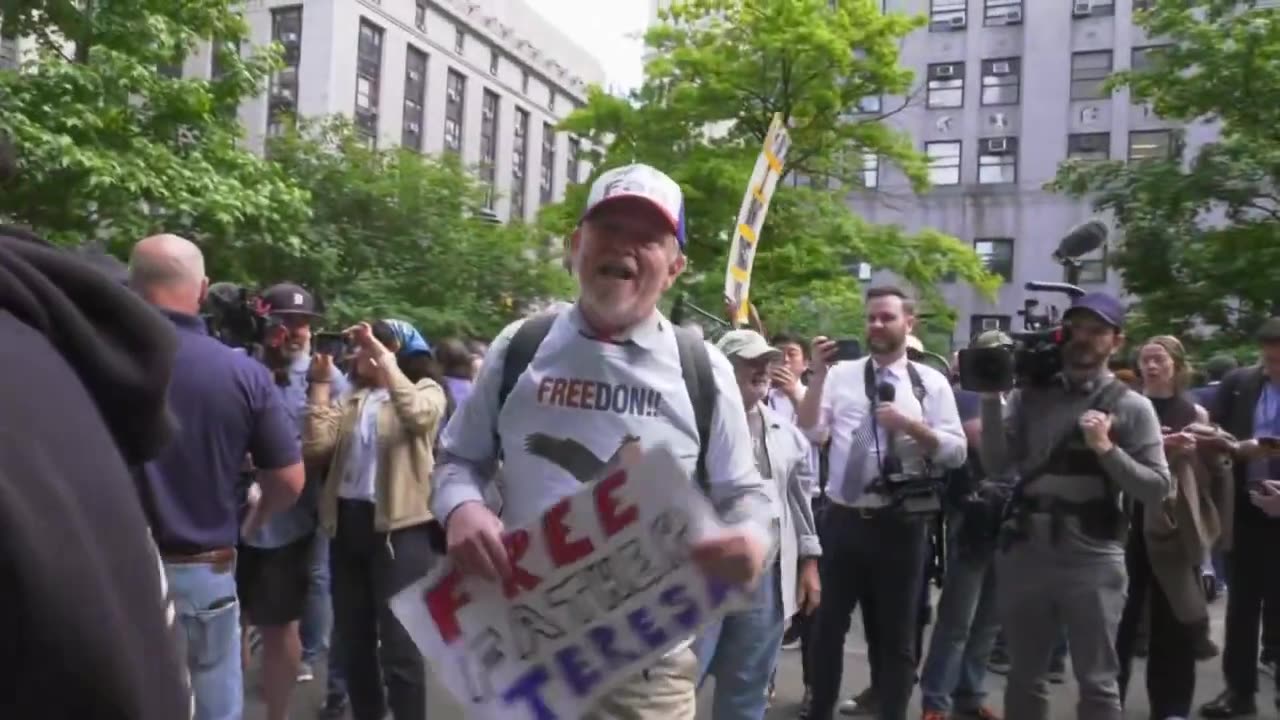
[796,286,967,720]
[431,163,778,719]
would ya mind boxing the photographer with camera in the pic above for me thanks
[797,286,966,720]
[129,234,305,720]
[237,282,350,720]
[977,292,1170,720]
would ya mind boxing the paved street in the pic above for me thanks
[248,599,1246,719]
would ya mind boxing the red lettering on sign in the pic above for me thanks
[594,470,638,538]
[549,378,568,405]
[536,377,552,404]
[424,569,471,644]
[566,379,583,408]
[544,498,595,567]
[501,529,543,599]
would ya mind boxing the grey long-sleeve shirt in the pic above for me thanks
[980,374,1171,557]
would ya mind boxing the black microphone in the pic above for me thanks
[1054,220,1107,261]
[877,382,898,472]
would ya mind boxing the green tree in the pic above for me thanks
[1051,0,1280,353]
[0,0,308,264]
[539,0,997,340]
[267,117,572,339]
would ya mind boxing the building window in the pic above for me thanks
[1072,0,1115,18]
[1070,50,1113,100]
[1128,130,1173,161]
[984,0,1023,25]
[444,68,466,154]
[353,19,383,143]
[454,27,465,54]
[1131,45,1170,72]
[540,123,556,205]
[268,6,303,137]
[926,62,964,109]
[402,46,427,151]
[926,141,961,186]
[1075,245,1108,283]
[414,0,427,31]
[974,238,1014,281]
[856,95,882,114]
[981,58,1020,106]
[860,153,879,188]
[929,0,966,30]
[211,40,240,81]
[489,48,499,75]
[978,137,1017,184]
[856,262,872,281]
[567,137,582,185]
[512,107,529,220]
[479,89,499,208]
[1067,132,1110,162]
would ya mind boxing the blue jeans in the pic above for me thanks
[300,531,346,697]
[695,565,785,720]
[920,534,1001,713]
[166,561,243,720]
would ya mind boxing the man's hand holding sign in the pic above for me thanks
[393,446,762,720]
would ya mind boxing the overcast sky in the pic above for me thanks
[531,0,648,92]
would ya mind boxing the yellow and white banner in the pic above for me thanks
[724,113,791,326]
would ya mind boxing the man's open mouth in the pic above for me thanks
[598,262,636,280]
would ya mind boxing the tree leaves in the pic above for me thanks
[538,0,997,340]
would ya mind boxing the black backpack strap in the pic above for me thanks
[905,362,928,402]
[675,325,716,494]
[498,313,558,411]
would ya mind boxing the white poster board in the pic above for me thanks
[724,113,791,326]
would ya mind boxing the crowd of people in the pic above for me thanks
[4,159,1280,720]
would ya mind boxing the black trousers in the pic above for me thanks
[807,505,930,720]
[1222,518,1280,696]
[861,562,929,693]
[1115,524,1196,717]
[331,500,434,720]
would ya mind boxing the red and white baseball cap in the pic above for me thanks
[582,164,687,247]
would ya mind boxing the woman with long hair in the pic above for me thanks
[1115,335,1233,719]
[304,319,448,720]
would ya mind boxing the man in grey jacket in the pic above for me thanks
[694,330,822,720]
[980,292,1171,720]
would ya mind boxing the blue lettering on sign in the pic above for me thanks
[587,624,642,671]
[554,644,603,699]
[659,584,700,630]
[502,665,557,720]
[626,606,669,650]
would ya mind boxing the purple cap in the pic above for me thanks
[1065,291,1125,329]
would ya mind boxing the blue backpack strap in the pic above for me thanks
[674,325,717,494]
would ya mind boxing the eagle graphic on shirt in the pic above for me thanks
[523,432,643,484]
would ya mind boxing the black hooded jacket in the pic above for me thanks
[0,227,190,719]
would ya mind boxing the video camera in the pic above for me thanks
[957,220,1108,393]
[202,282,279,356]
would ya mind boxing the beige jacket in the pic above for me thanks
[1143,409,1235,624]
[305,349,448,535]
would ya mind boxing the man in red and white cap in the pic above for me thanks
[433,163,778,719]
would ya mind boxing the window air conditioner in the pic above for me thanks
[1005,8,1023,23]
[982,317,1001,330]
[1073,1,1093,16]
[937,64,955,77]
[948,14,966,27]
[407,122,420,133]
[283,32,299,44]
[985,138,1008,152]
[992,61,1011,74]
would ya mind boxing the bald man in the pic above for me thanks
[131,233,305,720]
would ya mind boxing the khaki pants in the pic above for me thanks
[582,646,698,720]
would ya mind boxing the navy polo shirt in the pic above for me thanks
[138,310,300,554]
